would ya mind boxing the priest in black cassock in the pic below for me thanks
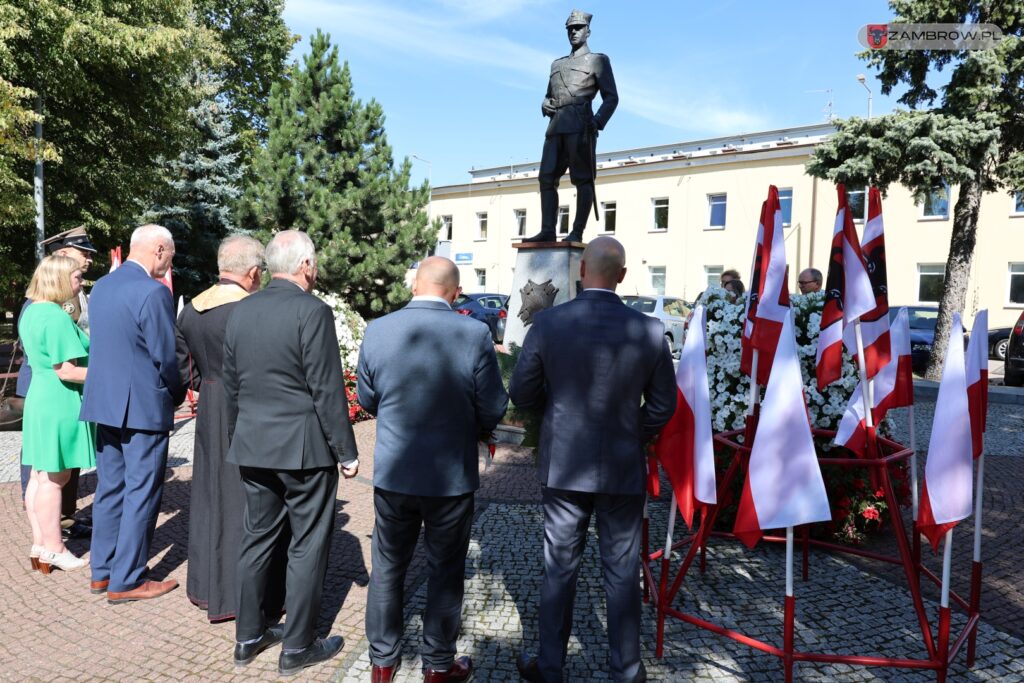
[176,235,285,622]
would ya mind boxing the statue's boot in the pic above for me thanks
[526,186,560,242]
[564,182,594,243]
[524,229,556,242]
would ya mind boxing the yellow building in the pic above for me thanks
[429,123,1024,329]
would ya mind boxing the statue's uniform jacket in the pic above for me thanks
[544,45,618,137]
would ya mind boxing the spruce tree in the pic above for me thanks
[143,79,242,299]
[238,30,432,317]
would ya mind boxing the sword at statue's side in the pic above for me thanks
[590,126,600,221]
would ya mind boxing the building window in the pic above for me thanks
[557,205,569,236]
[707,194,727,229]
[476,212,488,240]
[1014,191,1024,215]
[652,198,669,231]
[514,208,527,238]
[778,188,793,226]
[649,266,666,295]
[441,215,453,241]
[1010,263,1024,304]
[704,265,723,288]
[475,268,487,288]
[847,187,867,222]
[917,264,945,303]
[922,185,950,219]
[601,201,617,233]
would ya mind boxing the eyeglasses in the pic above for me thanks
[798,280,818,286]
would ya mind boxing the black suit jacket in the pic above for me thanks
[509,289,677,495]
[223,279,358,470]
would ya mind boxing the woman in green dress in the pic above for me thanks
[21,255,96,573]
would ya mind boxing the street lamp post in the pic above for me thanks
[412,154,438,254]
[857,74,873,120]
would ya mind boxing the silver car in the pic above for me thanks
[621,295,691,359]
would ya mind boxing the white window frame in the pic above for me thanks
[649,265,666,295]
[1009,262,1024,307]
[917,263,946,304]
[704,265,724,289]
[513,208,527,239]
[1012,191,1024,217]
[475,268,487,288]
[557,205,570,236]
[601,201,617,234]
[707,193,727,230]
[440,215,453,241]
[652,197,669,232]
[476,212,488,241]
[919,184,951,221]
[778,188,793,226]
[847,187,867,223]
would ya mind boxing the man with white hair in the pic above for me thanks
[223,230,359,675]
[81,223,186,603]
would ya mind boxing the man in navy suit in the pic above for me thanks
[510,236,677,683]
[357,256,508,683]
[80,224,185,603]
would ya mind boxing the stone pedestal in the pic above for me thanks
[504,241,584,349]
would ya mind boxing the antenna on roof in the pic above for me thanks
[805,88,835,121]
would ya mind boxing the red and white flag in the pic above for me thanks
[741,185,790,386]
[917,313,973,551]
[734,312,831,548]
[109,246,122,272]
[159,267,174,294]
[842,187,891,378]
[654,305,716,528]
[834,307,914,456]
[816,184,876,390]
[966,310,988,458]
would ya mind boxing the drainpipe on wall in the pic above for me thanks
[808,176,819,268]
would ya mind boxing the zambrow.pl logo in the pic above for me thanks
[866,24,888,49]
[859,23,1003,50]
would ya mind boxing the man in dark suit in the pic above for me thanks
[80,224,186,602]
[509,236,677,683]
[357,256,508,683]
[223,230,359,676]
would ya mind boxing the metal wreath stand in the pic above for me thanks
[639,393,987,682]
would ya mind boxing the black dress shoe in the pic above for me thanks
[234,626,283,666]
[523,230,556,243]
[515,653,544,682]
[563,230,584,243]
[62,521,92,540]
[278,635,344,676]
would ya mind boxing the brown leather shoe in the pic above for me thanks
[107,579,179,604]
[90,579,109,595]
[372,663,398,682]
[423,656,472,682]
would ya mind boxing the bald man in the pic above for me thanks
[798,268,823,294]
[357,256,508,682]
[510,236,676,683]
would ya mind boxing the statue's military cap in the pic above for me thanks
[565,9,592,27]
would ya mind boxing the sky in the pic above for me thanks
[281,0,914,188]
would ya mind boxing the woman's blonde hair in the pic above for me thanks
[26,255,79,303]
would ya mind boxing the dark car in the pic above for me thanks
[989,327,1012,361]
[891,306,970,374]
[1004,311,1024,387]
[454,292,508,344]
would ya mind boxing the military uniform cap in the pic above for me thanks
[41,226,96,254]
[565,9,592,27]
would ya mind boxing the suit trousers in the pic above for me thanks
[366,488,474,670]
[235,465,338,650]
[91,425,169,592]
[538,487,644,683]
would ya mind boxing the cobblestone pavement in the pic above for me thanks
[1,405,1022,681]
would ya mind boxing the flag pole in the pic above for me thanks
[937,529,954,683]
[909,403,922,582]
[642,494,650,603]
[853,320,874,434]
[749,351,760,411]
[967,444,985,665]
[784,526,795,682]
[655,492,677,659]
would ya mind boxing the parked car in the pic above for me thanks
[890,306,969,375]
[621,295,691,358]
[989,327,1012,361]
[1004,311,1024,387]
[454,292,508,344]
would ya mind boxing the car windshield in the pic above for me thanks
[622,296,656,313]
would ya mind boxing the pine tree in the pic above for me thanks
[143,79,242,299]
[238,30,432,317]
[807,0,1024,379]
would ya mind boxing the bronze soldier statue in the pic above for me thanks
[525,9,618,244]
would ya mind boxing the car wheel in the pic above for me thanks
[994,337,1009,361]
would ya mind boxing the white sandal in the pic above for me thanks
[38,548,88,574]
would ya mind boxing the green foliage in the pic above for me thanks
[140,77,243,299]
[496,344,540,447]
[238,30,434,318]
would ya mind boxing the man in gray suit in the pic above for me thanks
[357,256,509,683]
[223,230,359,676]
[510,236,677,683]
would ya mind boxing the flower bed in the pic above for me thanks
[316,291,372,424]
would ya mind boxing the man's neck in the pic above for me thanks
[570,44,590,57]
[272,274,307,292]
[218,273,246,288]
[125,258,153,277]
